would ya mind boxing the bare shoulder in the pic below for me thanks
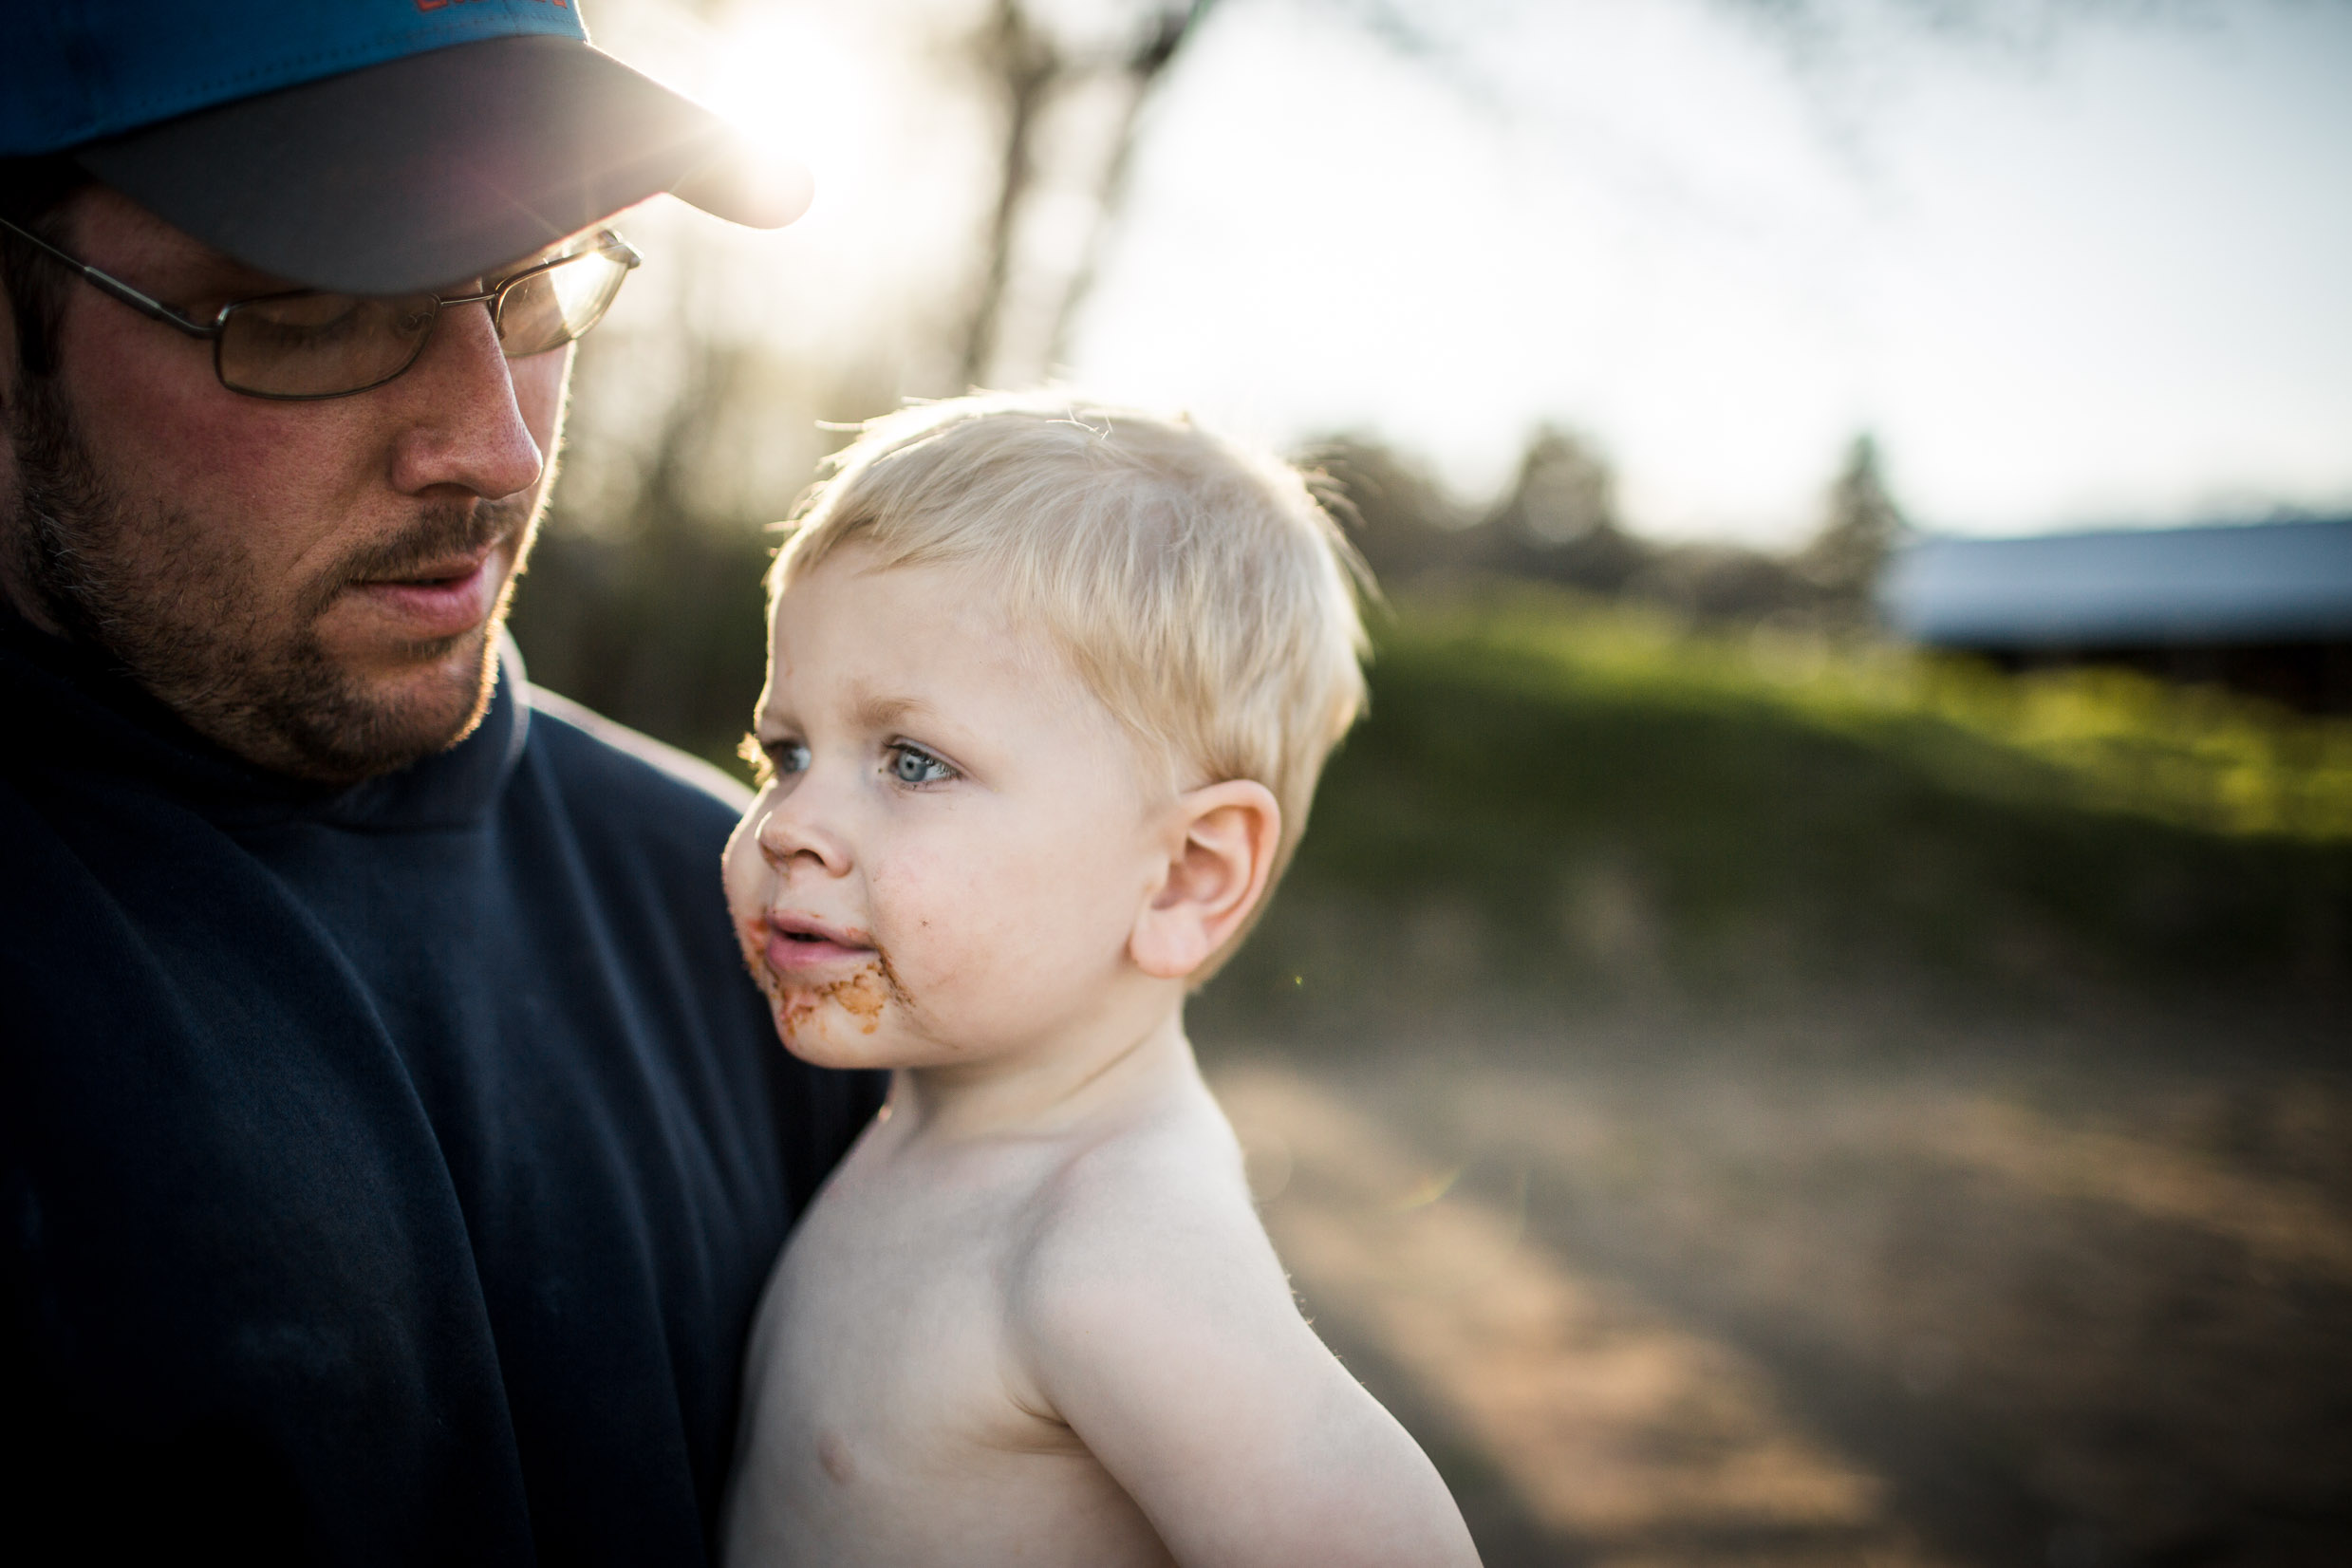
[1007,1080,1277,1317]
[997,1075,1299,1430]
[999,1080,1480,1567]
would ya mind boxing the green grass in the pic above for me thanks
[1400,588,2352,842]
[1202,587,2352,1034]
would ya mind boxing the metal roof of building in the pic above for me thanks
[1879,517,2352,648]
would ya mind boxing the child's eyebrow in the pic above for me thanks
[852,693,934,731]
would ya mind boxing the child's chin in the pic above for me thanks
[756,961,899,1062]
[772,995,901,1070]
[775,1024,875,1069]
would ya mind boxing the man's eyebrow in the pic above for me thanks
[173,253,300,308]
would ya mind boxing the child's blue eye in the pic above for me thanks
[888,744,954,785]
[765,738,812,775]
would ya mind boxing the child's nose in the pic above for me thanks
[756,792,851,876]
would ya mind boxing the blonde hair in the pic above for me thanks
[771,392,1372,933]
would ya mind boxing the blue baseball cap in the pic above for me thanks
[2,1,812,293]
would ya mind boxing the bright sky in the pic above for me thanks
[604,0,2352,545]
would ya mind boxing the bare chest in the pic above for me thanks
[721,1157,1170,1568]
[761,1173,1048,1459]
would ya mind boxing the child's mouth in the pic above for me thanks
[739,913,900,1041]
[763,913,877,976]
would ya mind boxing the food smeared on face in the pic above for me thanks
[782,967,888,1036]
[737,912,899,1044]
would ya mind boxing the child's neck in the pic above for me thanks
[889,998,1198,1145]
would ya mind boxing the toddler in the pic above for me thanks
[719,395,1479,1567]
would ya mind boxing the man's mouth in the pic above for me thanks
[345,545,508,640]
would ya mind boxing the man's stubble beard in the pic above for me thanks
[5,370,544,785]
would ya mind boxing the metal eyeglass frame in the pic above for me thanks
[0,214,641,401]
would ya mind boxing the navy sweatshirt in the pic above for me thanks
[0,612,882,1564]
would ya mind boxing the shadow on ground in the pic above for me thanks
[1205,1004,2352,1568]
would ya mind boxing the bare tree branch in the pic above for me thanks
[1047,1,1219,367]
[960,0,1062,388]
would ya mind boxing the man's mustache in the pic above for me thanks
[304,497,530,615]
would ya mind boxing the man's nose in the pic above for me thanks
[383,299,547,501]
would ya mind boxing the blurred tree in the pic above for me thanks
[957,0,1218,388]
[958,0,1058,387]
[1799,432,1904,624]
[1495,427,1616,547]
[510,339,788,768]
[1630,544,1814,625]
[1485,425,1648,597]
[1305,436,1476,588]
[1311,422,1919,632]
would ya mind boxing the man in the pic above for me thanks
[0,5,882,1561]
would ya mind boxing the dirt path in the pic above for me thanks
[1210,1036,2352,1567]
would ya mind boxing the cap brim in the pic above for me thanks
[75,33,811,295]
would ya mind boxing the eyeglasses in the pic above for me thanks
[0,216,641,401]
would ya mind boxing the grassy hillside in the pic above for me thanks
[1201,587,2352,1037]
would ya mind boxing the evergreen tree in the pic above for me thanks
[1802,433,1904,620]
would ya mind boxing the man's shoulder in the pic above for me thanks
[522,685,752,831]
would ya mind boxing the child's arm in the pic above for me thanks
[1006,1154,1481,1567]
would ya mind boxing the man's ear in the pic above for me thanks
[1129,779,1282,981]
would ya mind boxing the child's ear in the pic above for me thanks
[1129,780,1282,981]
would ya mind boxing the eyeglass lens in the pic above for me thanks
[215,243,634,400]
[496,250,633,357]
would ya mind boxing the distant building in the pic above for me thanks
[1879,517,2352,713]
